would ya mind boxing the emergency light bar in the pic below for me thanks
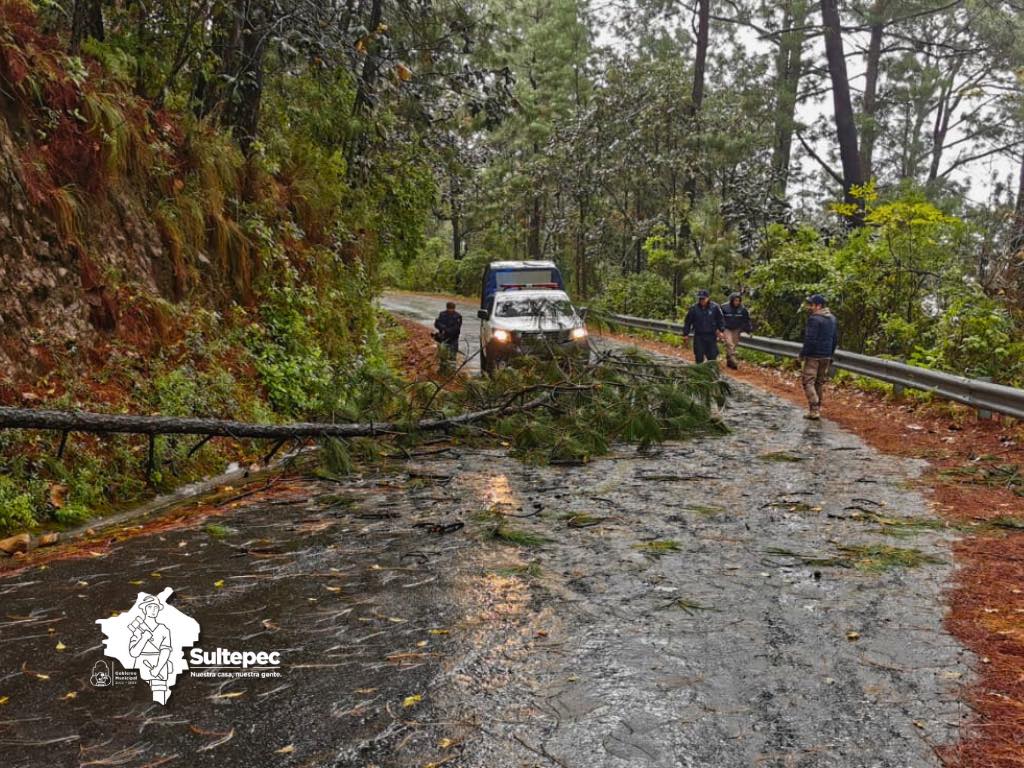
[499,282,561,291]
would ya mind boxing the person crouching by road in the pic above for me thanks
[721,292,753,370]
[799,294,838,420]
[682,290,726,364]
[433,302,462,373]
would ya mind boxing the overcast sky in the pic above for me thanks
[590,2,1013,208]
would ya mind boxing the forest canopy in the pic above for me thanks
[4,0,1024,388]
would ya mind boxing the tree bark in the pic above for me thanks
[926,59,965,184]
[70,0,104,54]
[689,0,710,117]
[770,0,809,201]
[680,0,710,244]
[528,141,542,259]
[821,0,865,225]
[1012,153,1024,255]
[0,389,564,441]
[224,1,268,157]
[575,195,588,297]
[860,1,887,183]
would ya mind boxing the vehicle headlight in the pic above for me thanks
[570,327,588,340]
[493,329,511,343]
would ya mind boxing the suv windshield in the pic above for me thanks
[494,298,575,319]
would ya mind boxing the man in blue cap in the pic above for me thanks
[800,294,838,420]
[682,289,726,364]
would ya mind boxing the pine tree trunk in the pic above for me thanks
[821,0,865,225]
[229,5,266,158]
[528,156,542,259]
[575,196,588,297]
[770,0,808,201]
[70,0,104,53]
[681,0,710,244]
[690,0,709,117]
[860,2,887,183]
[1012,153,1024,255]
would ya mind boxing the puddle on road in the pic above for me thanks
[0,382,968,768]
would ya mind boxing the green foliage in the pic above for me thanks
[490,525,549,547]
[592,272,675,319]
[475,351,729,464]
[383,238,458,293]
[246,282,333,415]
[744,191,1023,384]
[52,502,91,526]
[912,292,1024,383]
[0,476,38,533]
[748,225,835,340]
[634,539,682,556]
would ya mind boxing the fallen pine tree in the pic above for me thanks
[0,349,731,494]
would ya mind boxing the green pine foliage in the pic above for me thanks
[460,351,729,465]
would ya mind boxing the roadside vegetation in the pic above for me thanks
[0,0,454,531]
[378,0,1023,387]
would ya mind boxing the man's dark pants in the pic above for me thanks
[693,334,719,364]
[438,337,459,372]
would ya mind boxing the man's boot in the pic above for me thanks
[727,357,738,370]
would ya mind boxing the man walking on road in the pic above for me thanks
[682,290,726,364]
[433,302,462,373]
[800,294,838,420]
[721,292,753,370]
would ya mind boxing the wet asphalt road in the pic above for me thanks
[379,293,483,374]
[0,293,970,767]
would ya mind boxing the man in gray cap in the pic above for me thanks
[682,290,726,364]
[720,292,753,369]
[799,294,838,420]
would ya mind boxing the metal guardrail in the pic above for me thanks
[583,308,1024,421]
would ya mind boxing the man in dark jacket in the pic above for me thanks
[720,292,753,370]
[433,302,462,372]
[799,294,838,420]
[682,290,726,364]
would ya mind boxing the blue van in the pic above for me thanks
[480,260,565,310]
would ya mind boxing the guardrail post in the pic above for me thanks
[977,377,993,420]
[892,383,905,399]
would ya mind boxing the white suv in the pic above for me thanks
[477,289,589,374]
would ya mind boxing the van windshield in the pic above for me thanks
[494,298,575,318]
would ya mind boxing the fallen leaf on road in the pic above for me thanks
[846,631,860,641]
[275,744,295,754]
[197,726,235,751]
[55,641,66,651]
[0,696,9,705]
[62,691,76,700]
[49,484,67,508]
[209,691,245,700]
[214,580,225,588]
[403,694,423,708]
